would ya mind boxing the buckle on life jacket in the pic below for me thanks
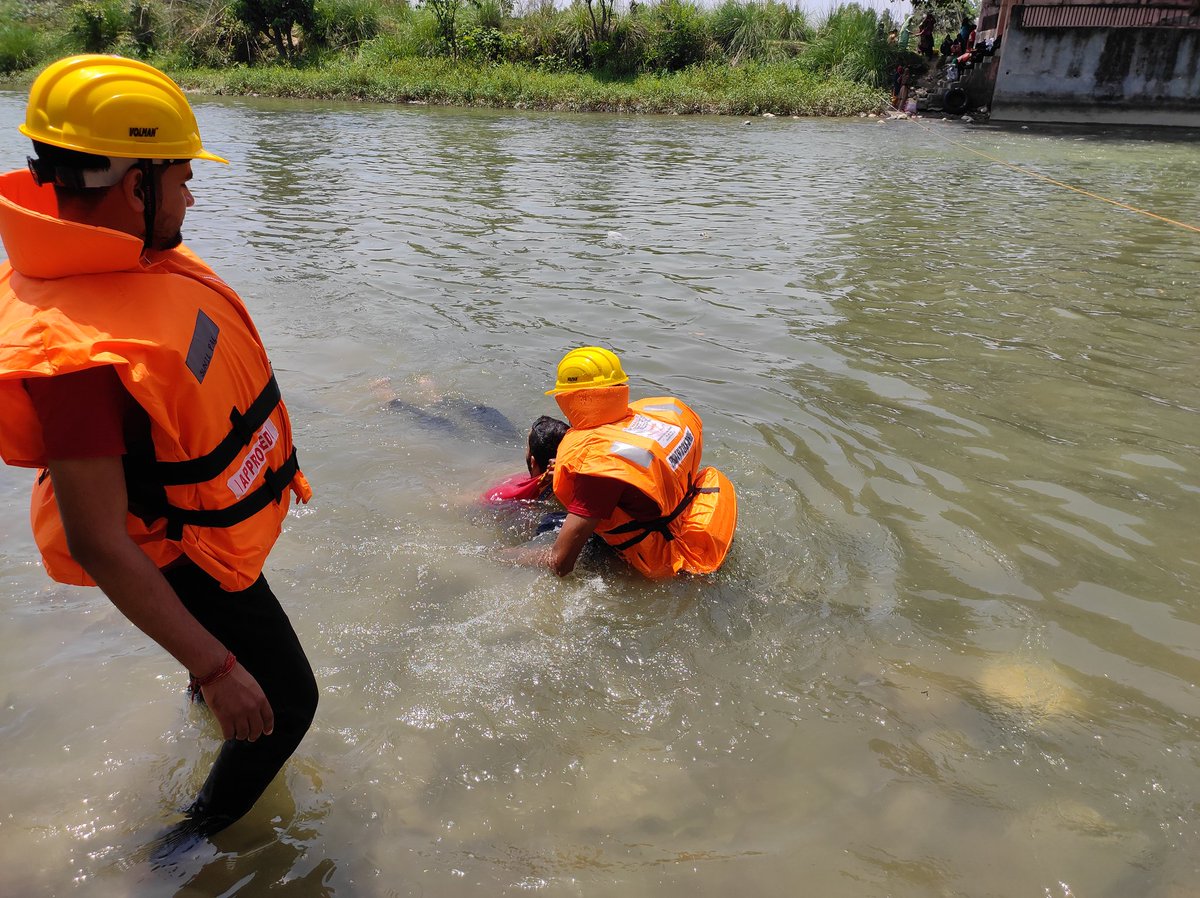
[152,375,282,486]
[163,448,299,541]
[603,479,720,553]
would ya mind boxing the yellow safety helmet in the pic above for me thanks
[545,346,629,395]
[19,54,228,164]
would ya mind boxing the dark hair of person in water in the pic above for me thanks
[528,415,568,473]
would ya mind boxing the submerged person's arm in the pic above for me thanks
[502,512,599,577]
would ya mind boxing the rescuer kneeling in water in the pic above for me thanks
[509,347,737,578]
[0,55,316,851]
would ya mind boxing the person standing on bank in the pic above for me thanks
[509,346,738,578]
[0,55,317,843]
[898,10,917,51]
[918,10,937,58]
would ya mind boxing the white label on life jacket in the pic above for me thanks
[624,414,680,448]
[667,427,695,471]
[227,420,280,498]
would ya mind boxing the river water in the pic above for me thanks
[0,93,1197,897]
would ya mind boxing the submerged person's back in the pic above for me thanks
[387,396,520,442]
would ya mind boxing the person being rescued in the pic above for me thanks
[482,415,575,538]
[505,346,737,579]
[481,415,568,504]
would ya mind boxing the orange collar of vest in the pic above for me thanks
[0,168,144,280]
[555,384,630,429]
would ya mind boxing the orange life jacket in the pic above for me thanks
[553,388,737,578]
[0,169,311,591]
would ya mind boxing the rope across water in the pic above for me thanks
[889,106,1200,236]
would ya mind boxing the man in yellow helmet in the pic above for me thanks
[0,56,316,848]
[511,346,737,578]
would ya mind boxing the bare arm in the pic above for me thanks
[48,456,274,741]
[502,512,600,577]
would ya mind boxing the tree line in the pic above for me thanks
[0,0,975,86]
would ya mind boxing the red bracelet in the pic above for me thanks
[188,651,237,697]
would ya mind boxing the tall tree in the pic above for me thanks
[232,0,316,61]
[423,0,465,58]
[585,0,616,42]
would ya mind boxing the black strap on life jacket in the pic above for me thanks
[602,478,720,553]
[162,448,299,541]
[152,375,281,486]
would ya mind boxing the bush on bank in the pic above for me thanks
[179,56,883,115]
[0,0,903,115]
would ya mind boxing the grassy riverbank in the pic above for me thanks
[172,57,887,116]
[0,0,905,116]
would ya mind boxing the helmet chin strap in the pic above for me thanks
[136,160,158,249]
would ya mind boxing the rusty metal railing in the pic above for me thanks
[1013,0,1200,28]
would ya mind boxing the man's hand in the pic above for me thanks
[202,663,275,741]
[499,513,599,577]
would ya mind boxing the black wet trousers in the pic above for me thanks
[165,562,318,836]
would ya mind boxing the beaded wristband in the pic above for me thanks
[188,651,236,700]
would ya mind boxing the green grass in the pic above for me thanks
[169,56,886,116]
[0,21,44,74]
[0,0,897,116]
[801,3,893,86]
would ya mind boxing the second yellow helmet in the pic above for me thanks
[546,346,629,395]
[19,54,228,163]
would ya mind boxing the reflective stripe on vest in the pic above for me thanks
[639,402,685,416]
[609,440,655,469]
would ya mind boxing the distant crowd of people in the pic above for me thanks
[888,8,979,113]
[889,9,976,62]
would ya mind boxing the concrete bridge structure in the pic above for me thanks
[976,0,1200,126]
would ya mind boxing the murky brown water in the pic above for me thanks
[0,94,1197,897]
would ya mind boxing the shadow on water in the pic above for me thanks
[983,120,1200,146]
